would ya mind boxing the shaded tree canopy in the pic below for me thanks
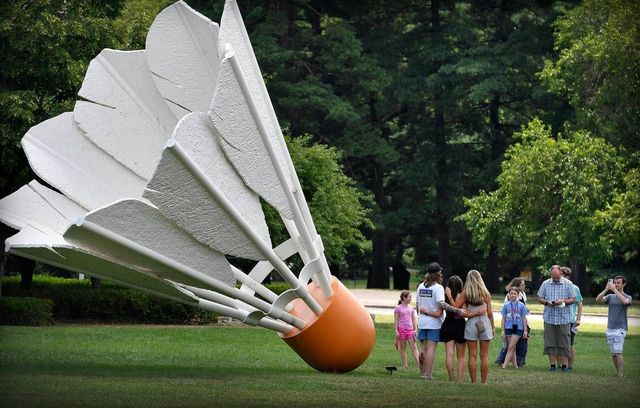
[2,0,636,293]
[458,119,624,268]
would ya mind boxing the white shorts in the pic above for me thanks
[606,329,626,354]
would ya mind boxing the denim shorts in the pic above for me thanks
[504,328,523,337]
[418,329,440,342]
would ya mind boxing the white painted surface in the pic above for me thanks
[65,198,234,287]
[0,181,83,235]
[22,112,146,210]
[218,0,293,194]
[146,0,220,118]
[75,49,177,180]
[144,112,271,260]
[209,55,293,219]
[10,238,200,304]
[0,0,338,333]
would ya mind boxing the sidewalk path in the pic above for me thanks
[350,288,639,326]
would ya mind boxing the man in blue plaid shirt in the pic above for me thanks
[537,265,576,372]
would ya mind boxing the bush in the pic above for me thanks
[264,282,290,295]
[1,275,217,325]
[0,297,53,326]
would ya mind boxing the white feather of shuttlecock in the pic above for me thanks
[216,0,332,295]
[0,0,335,332]
[1,180,301,332]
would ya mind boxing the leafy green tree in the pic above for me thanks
[458,119,625,290]
[539,0,640,150]
[190,0,400,286]
[0,0,159,199]
[594,164,640,289]
[264,135,372,267]
[538,0,639,290]
[0,0,142,285]
[387,1,570,289]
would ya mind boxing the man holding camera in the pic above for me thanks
[596,276,632,378]
[537,265,576,372]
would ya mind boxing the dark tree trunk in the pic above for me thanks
[483,95,506,292]
[392,260,410,290]
[434,109,451,274]
[369,229,389,288]
[0,225,17,297]
[368,161,389,288]
[571,261,588,296]
[485,245,500,292]
[18,257,35,290]
[428,0,451,274]
[90,277,102,289]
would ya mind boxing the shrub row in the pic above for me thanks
[263,282,290,295]
[1,275,217,325]
[0,297,53,326]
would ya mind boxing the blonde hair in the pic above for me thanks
[464,269,491,305]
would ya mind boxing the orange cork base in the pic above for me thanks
[279,276,376,373]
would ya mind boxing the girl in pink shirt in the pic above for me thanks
[394,290,420,368]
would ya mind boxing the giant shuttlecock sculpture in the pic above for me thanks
[0,0,375,373]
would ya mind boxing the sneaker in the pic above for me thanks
[420,375,432,380]
[548,366,557,372]
[562,367,569,372]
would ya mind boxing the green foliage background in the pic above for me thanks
[1,0,638,293]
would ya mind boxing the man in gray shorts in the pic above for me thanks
[596,275,632,378]
[537,265,576,372]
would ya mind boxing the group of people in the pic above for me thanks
[393,263,632,383]
[394,262,494,383]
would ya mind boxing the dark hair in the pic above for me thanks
[424,271,442,287]
[446,275,464,298]
[425,262,442,274]
[505,277,524,292]
[614,275,627,285]
[398,290,411,305]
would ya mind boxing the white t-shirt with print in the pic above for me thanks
[416,282,445,329]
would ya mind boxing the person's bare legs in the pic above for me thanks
[456,342,466,383]
[479,340,491,383]
[424,340,438,378]
[408,338,421,367]
[568,346,575,368]
[444,341,455,381]
[502,335,520,369]
[467,341,478,383]
[399,339,408,367]
[557,355,568,367]
[613,354,624,378]
[420,341,427,376]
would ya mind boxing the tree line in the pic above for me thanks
[1,0,638,296]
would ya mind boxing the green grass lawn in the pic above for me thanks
[1,321,638,407]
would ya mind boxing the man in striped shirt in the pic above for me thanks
[537,265,576,372]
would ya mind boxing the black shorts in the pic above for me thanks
[440,317,466,344]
